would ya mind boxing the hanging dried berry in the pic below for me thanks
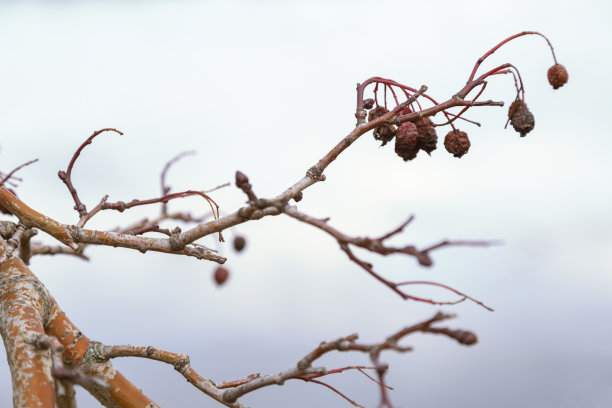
[414,117,438,155]
[547,64,568,89]
[508,100,535,137]
[213,266,230,286]
[444,129,470,158]
[233,235,246,252]
[368,106,387,121]
[363,98,375,109]
[368,106,396,146]
[373,124,397,146]
[395,122,419,161]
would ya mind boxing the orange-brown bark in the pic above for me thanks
[0,239,159,408]
[0,245,55,407]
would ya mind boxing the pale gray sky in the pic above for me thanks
[0,1,611,407]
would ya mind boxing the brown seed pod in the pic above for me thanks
[444,129,470,158]
[373,124,397,146]
[233,236,246,252]
[414,117,438,155]
[511,109,535,137]
[213,266,230,286]
[547,64,568,89]
[395,122,419,161]
[368,106,387,121]
[507,100,527,119]
[363,98,375,110]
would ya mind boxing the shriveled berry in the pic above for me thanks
[373,124,397,146]
[507,100,527,120]
[213,266,230,286]
[414,117,438,155]
[368,106,387,121]
[395,122,419,161]
[444,129,470,158]
[363,98,375,109]
[547,64,568,89]
[511,109,535,137]
[233,236,246,252]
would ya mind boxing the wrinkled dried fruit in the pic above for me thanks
[415,117,438,155]
[233,236,246,252]
[511,109,535,137]
[395,122,419,161]
[368,106,387,121]
[547,64,568,89]
[444,129,470,158]
[214,266,230,286]
[363,98,375,109]
[507,100,527,119]
[374,124,397,146]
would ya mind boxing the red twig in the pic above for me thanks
[396,281,493,311]
[58,128,123,216]
[468,31,558,83]
[298,378,365,408]
[0,159,39,186]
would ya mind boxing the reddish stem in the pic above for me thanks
[468,31,558,83]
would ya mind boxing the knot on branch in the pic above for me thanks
[169,233,185,251]
[0,221,17,239]
[173,357,190,372]
[306,166,324,181]
[84,341,107,363]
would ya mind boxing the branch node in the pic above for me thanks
[306,166,323,181]
[169,233,185,251]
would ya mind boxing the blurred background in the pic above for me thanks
[0,0,610,407]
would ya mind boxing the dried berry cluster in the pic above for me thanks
[369,108,438,161]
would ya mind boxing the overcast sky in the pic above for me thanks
[0,1,611,407]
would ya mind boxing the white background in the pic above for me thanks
[0,0,611,407]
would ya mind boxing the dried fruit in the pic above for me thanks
[511,109,535,137]
[395,122,419,161]
[369,106,396,145]
[363,98,375,109]
[373,124,397,146]
[507,100,527,119]
[213,266,230,286]
[414,117,438,155]
[547,64,568,89]
[233,236,246,252]
[444,129,470,158]
[368,106,387,121]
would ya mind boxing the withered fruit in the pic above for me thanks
[214,266,230,286]
[444,129,470,158]
[233,236,246,252]
[368,106,387,121]
[507,100,535,137]
[369,106,396,145]
[511,109,535,137]
[507,100,527,119]
[374,124,397,146]
[395,122,419,161]
[414,117,438,155]
[547,64,568,89]
[363,98,375,110]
